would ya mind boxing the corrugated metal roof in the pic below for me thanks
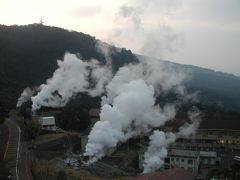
[39,116,55,125]
[169,149,199,158]
[199,151,217,158]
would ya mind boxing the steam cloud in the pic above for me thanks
[16,87,35,107]
[31,53,112,111]
[18,48,200,172]
[18,26,199,173]
[107,0,183,58]
[15,1,200,173]
[143,108,201,173]
[84,57,197,167]
[143,131,176,173]
[18,42,199,173]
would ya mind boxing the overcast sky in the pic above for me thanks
[0,0,239,75]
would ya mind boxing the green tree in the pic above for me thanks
[25,119,41,139]
[57,170,67,180]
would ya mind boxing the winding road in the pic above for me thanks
[2,117,21,180]
[1,112,33,180]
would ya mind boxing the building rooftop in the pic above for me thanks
[39,116,55,120]
[39,116,56,125]
[127,168,193,180]
[168,149,199,158]
[199,151,217,158]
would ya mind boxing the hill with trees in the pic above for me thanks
[137,55,240,112]
[0,24,138,111]
[0,24,240,116]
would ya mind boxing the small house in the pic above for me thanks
[38,116,57,131]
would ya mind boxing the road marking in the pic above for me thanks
[16,126,21,180]
[3,124,10,160]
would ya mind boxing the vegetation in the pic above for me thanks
[0,161,11,180]
[1,24,240,132]
[0,24,138,111]
[0,103,8,125]
[25,118,41,139]
[57,170,67,180]
[138,55,240,112]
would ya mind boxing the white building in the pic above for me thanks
[172,129,240,152]
[165,149,200,174]
[199,151,218,166]
[38,116,57,131]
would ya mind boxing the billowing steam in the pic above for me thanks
[143,131,176,173]
[84,58,195,165]
[17,39,200,173]
[101,57,187,106]
[143,108,201,173]
[177,107,201,138]
[31,53,112,111]
[85,79,176,163]
[17,48,200,173]
[16,87,35,107]
[15,1,200,173]
[107,0,183,59]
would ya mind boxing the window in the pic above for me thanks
[188,159,193,164]
[181,159,185,162]
[165,157,170,163]
[176,158,179,162]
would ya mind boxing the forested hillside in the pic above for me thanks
[137,55,240,112]
[0,24,138,111]
[0,24,239,114]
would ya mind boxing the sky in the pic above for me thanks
[0,0,240,76]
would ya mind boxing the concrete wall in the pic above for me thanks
[168,156,199,174]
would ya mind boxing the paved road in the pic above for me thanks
[19,140,33,180]
[0,123,9,160]
[0,122,11,180]
[4,117,21,180]
[2,113,33,180]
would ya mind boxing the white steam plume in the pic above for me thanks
[101,57,187,106]
[95,40,113,67]
[85,79,176,163]
[84,58,191,164]
[177,107,201,138]
[106,0,183,59]
[16,87,35,107]
[143,131,176,173]
[142,108,201,173]
[31,53,112,111]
